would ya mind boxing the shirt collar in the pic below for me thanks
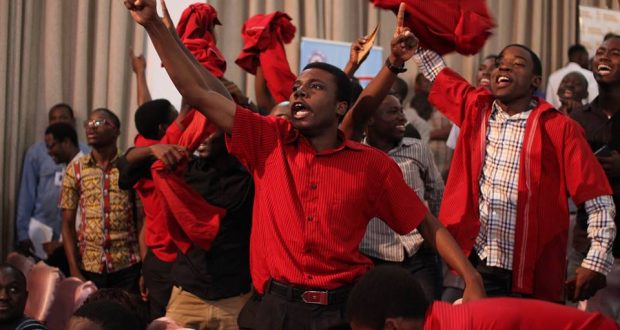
[285,127,364,153]
[85,150,121,167]
[491,98,537,120]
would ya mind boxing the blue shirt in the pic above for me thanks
[16,141,88,241]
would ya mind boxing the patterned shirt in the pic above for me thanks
[360,138,444,261]
[414,47,616,274]
[59,152,140,273]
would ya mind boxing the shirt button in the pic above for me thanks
[310,183,317,189]
[307,216,313,222]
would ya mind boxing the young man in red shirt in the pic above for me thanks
[123,1,485,328]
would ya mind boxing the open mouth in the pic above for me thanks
[479,78,491,86]
[496,75,512,87]
[562,90,574,98]
[597,64,612,76]
[291,102,311,120]
[395,124,406,132]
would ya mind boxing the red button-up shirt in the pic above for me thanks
[227,107,428,293]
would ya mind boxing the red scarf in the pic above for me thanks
[236,11,296,103]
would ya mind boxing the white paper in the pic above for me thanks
[28,217,53,260]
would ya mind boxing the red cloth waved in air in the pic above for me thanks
[236,11,296,103]
[370,0,495,55]
[176,3,226,77]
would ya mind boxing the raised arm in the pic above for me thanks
[341,3,417,141]
[124,0,236,134]
[130,48,152,105]
[255,66,276,112]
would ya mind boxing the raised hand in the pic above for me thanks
[123,0,159,26]
[129,48,146,74]
[389,2,417,65]
[149,144,188,168]
[160,0,176,33]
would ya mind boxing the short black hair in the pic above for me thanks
[134,99,175,139]
[350,78,363,105]
[0,263,26,287]
[604,32,619,41]
[390,77,409,104]
[303,62,352,108]
[500,44,542,76]
[92,108,121,130]
[45,123,78,147]
[568,44,588,60]
[50,103,75,118]
[346,266,430,328]
[73,301,141,330]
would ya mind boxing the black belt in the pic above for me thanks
[266,279,351,305]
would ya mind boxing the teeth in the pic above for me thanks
[293,103,305,110]
[598,64,611,71]
[480,78,490,85]
[293,110,310,119]
[498,76,510,83]
[395,125,406,131]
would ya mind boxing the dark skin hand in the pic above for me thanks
[565,266,607,302]
[598,150,620,178]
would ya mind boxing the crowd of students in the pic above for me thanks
[6,0,620,329]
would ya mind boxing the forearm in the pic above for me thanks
[61,210,81,275]
[343,61,360,79]
[125,146,155,166]
[255,66,276,112]
[136,70,152,105]
[582,195,616,274]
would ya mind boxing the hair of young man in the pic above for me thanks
[134,99,174,140]
[346,265,430,328]
[568,44,587,61]
[302,62,352,109]
[390,77,409,104]
[500,44,542,76]
[45,122,78,147]
[73,301,141,330]
[604,32,619,41]
[92,108,121,130]
[0,264,26,288]
[49,103,75,118]
[350,77,364,105]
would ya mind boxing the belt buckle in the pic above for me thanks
[301,290,329,305]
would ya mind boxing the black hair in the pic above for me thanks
[500,44,542,76]
[50,103,75,118]
[346,265,430,328]
[92,108,121,130]
[45,122,78,147]
[303,62,352,108]
[0,263,26,287]
[604,32,619,41]
[390,77,409,104]
[73,301,142,330]
[134,99,175,139]
[484,54,498,61]
[350,78,364,105]
[568,44,588,60]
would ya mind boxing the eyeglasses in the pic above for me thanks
[84,119,116,129]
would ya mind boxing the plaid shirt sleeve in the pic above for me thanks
[412,47,447,83]
[581,195,617,274]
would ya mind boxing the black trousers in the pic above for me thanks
[82,262,141,295]
[142,249,174,320]
[469,253,530,298]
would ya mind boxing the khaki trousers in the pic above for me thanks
[166,286,250,330]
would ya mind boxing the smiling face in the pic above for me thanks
[593,37,620,86]
[368,95,407,145]
[0,266,27,322]
[491,46,541,105]
[290,68,347,137]
[557,72,588,103]
[476,56,497,89]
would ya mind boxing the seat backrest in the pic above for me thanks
[24,261,64,322]
[45,277,97,330]
[6,251,36,276]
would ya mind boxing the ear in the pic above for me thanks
[336,101,348,117]
[384,318,400,330]
[531,75,542,91]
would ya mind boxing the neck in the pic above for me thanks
[366,131,399,152]
[597,83,620,116]
[496,95,533,116]
[91,144,117,167]
[305,125,340,152]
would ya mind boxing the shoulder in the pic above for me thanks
[15,317,47,330]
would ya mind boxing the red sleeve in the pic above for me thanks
[160,109,196,144]
[564,120,613,204]
[225,106,290,172]
[375,158,428,235]
[428,68,489,127]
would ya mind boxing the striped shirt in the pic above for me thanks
[360,138,444,261]
[13,316,47,330]
[414,47,616,274]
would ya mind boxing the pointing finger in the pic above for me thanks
[397,2,406,29]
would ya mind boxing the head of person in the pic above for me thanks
[290,62,351,137]
[367,95,407,146]
[413,73,431,96]
[350,77,364,106]
[45,122,79,164]
[0,264,28,324]
[476,54,498,89]
[568,44,590,69]
[269,101,292,121]
[347,266,429,330]
[491,44,542,105]
[48,103,75,126]
[84,108,121,148]
[134,99,177,140]
[66,301,141,330]
[389,77,409,104]
[592,35,620,87]
[557,71,589,105]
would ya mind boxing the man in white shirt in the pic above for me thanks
[546,44,598,108]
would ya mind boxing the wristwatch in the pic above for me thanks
[385,58,407,74]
